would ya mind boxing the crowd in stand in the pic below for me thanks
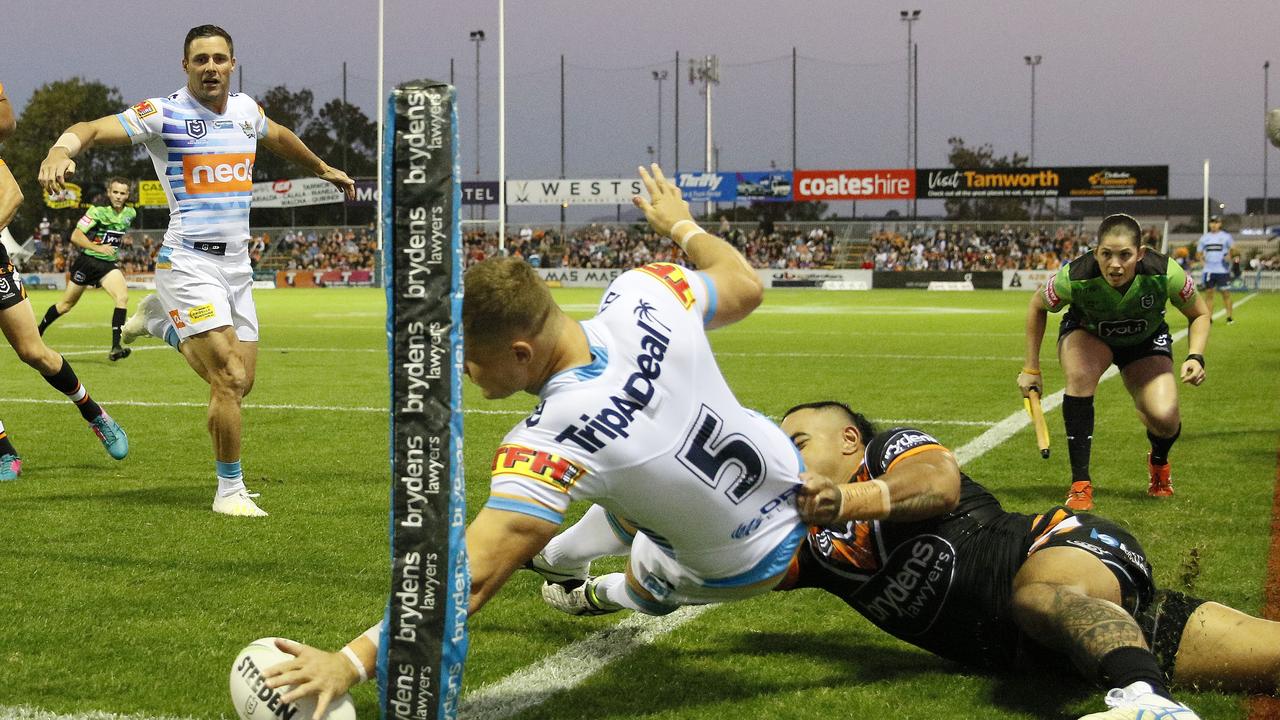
[464,222,837,270]
[862,224,1094,272]
[15,217,1280,277]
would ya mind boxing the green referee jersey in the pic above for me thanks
[1041,250,1198,347]
[75,205,137,261]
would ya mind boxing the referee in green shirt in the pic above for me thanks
[1017,214,1210,511]
[38,176,137,360]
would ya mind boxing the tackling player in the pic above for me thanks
[39,25,355,516]
[37,177,138,360]
[1195,215,1236,324]
[255,165,809,716]
[774,401,1279,720]
[1017,214,1210,510]
[1,80,129,481]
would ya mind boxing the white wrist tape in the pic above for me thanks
[340,646,369,683]
[668,220,704,250]
[53,132,82,157]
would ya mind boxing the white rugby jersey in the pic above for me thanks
[487,263,806,582]
[117,87,268,260]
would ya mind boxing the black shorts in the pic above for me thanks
[1058,311,1173,370]
[1200,272,1231,291]
[1027,509,1156,615]
[0,244,27,311]
[68,254,120,288]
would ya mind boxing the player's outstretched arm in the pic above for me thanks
[39,116,129,192]
[798,448,961,526]
[0,163,23,230]
[466,506,559,614]
[1018,291,1049,397]
[260,119,356,199]
[633,163,763,329]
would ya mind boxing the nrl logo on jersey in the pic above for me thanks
[1140,294,1155,309]
[185,119,207,139]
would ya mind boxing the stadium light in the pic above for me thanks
[900,10,921,216]
[470,29,486,218]
[1024,55,1042,167]
[652,70,669,168]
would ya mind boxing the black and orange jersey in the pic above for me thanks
[793,427,1046,667]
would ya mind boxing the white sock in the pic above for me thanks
[217,475,246,497]
[543,504,632,568]
[144,313,169,340]
[592,573,644,612]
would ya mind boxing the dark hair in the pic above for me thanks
[106,176,130,190]
[782,401,877,445]
[184,25,234,59]
[1096,213,1142,248]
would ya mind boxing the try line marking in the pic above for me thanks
[0,298,1251,720]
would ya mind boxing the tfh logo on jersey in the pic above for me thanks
[491,444,587,492]
[183,152,254,194]
[638,262,695,309]
[1043,281,1062,309]
[131,100,157,118]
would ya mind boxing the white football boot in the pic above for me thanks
[212,488,269,517]
[1078,683,1200,720]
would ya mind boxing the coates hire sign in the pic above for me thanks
[916,165,1168,199]
[793,169,915,201]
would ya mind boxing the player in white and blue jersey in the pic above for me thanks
[39,25,354,516]
[255,166,806,714]
[1195,215,1236,323]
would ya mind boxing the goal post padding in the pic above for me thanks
[378,78,468,720]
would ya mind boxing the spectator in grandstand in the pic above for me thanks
[1017,214,1210,511]
[37,177,138,361]
[257,165,808,715]
[773,400,1278,720]
[39,24,354,517]
[0,80,130,482]
[1195,215,1236,324]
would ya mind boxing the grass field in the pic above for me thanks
[0,286,1276,720]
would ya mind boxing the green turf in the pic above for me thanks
[0,287,1275,720]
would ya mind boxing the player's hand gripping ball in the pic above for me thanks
[230,638,357,720]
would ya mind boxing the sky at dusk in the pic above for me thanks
[3,0,1277,218]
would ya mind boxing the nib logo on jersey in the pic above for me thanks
[851,535,956,637]
[183,152,255,194]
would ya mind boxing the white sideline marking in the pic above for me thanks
[718,351,1021,361]
[0,397,998,428]
[4,299,1249,720]
[0,708,198,720]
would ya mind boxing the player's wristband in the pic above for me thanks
[53,132,82,157]
[1021,367,1041,375]
[836,479,892,522]
[340,646,369,684]
[668,220,704,251]
[1185,353,1205,369]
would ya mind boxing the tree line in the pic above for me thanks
[1,78,378,239]
[0,77,1038,243]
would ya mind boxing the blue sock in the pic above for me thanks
[163,327,181,349]
[216,460,244,496]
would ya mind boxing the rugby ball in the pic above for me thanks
[1269,108,1280,149]
[230,637,357,720]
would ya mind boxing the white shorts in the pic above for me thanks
[155,246,259,342]
[624,524,806,613]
